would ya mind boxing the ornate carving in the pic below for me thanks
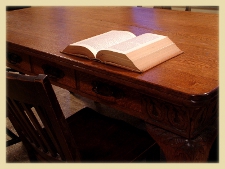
[143,97,189,137]
[143,94,218,138]
[167,106,188,131]
[146,117,218,162]
[190,98,218,137]
[146,98,165,122]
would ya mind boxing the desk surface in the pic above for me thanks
[7,7,218,104]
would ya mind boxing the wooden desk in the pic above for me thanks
[6,7,218,162]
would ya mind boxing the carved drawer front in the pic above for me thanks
[32,57,76,89]
[7,49,31,73]
[143,95,218,138]
[77,72,147,119]
[143,96,191,138]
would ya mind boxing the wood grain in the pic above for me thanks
[6,7,218,102]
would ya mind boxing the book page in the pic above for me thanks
[105,33,166,55]
[96,33,182,72]
[69,30,136,57]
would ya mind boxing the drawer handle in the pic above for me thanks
[7,53,22,64]
[42,64,65,79]
[92,81,123,99]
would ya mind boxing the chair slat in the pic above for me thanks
[34,105,64,158]
[12,100,45,148]
[7,99,40,146]
[22,103,58,156]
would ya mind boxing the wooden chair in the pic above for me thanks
[153,6,191,11]
[6,72,159,162]
[153,6,172,10]
[6,128,21,147]
[6,68,22,147]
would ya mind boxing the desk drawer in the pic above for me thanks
[77,72,144,117]
[32,57,76,89]
[7,50,31,73]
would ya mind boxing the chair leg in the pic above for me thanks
[6,128,21,147]
[154,6,172,10]
[185,6,191,11]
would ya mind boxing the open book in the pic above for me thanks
[61,30,183,72]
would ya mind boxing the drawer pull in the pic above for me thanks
[42,64,65,79]
[92,81,123,99]
[7,53,22,64]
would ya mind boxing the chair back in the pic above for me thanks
[6,72,80,161]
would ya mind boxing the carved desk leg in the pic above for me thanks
[145,119,217,162]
